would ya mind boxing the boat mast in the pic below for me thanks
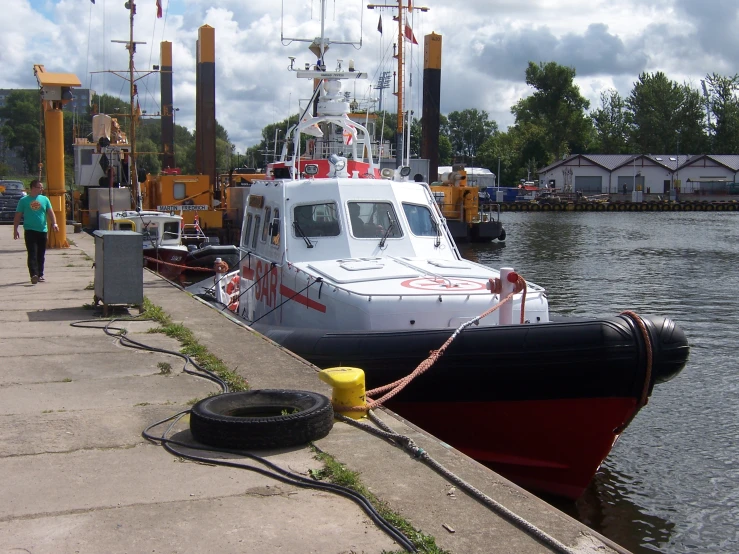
[112,1,146,209]
[367,1,428,167]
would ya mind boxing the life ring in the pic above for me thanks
[225,274,241,295]
[190,390,334,449]
[228,299,239,312]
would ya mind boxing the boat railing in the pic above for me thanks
[478,203,501,223]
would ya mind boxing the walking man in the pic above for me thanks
[13,180,59,284]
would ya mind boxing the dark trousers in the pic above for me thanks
[24,229,47,278]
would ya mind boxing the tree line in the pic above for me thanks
[3,62,738,187]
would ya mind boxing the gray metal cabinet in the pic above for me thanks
[93,230,143,316]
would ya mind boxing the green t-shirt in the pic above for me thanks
[16,194,52,232]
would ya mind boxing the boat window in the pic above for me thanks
[293,202,340,237]
[271,209,280,247]
[243,213,253,247]
[348,201,403,239]
[252,215,261,249]
[162,221,180,239]
[142,224,158,242]
[173,182,186,200]
[117,222,134,231]
[261,207,272,242]
[80,149,93,166]
[402,203,437,236]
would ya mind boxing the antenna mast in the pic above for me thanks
[367,1,428,166]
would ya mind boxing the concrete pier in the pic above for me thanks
[0,229,630,553]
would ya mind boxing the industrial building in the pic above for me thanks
[538,154,739,196]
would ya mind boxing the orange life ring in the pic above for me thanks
[225,275,241,295]
[228,300,239,312]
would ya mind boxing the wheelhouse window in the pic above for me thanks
[242,213,253,248]
[402,203,437,236]
[348,201,402,239]
[173,182,186,200]
[261,207,272,242]
[252,215,261,249]
[162,221,180,239]
[293,202,340,237]
[271,209,281,247]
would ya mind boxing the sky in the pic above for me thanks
[3,0,739,157]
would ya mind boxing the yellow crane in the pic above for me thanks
[33,64,81,248]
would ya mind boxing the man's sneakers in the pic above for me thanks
[31,275,39,284]
[38,276,45,282]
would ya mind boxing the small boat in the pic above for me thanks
[98,210,189,280]
[203,0,690,499]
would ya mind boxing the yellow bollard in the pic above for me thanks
[318,367,367,419]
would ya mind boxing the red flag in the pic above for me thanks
[404,23,418,45]
[156,0,162,18]
[377,15,382,34]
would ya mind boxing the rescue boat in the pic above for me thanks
[202,1,689,499]
[208,162,688,498]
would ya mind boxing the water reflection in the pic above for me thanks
[458,211,739,554]
[546,463,675,554]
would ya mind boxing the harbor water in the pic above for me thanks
[459,211,739,554]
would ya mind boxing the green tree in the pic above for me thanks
[511,61,591,160]
[704,73,739,154]
[0,90,41,173]
[478,122,549,186]
[626,72,706,154]
[591,89,629,154]
[445,109,497,165]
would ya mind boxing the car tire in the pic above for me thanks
[190,389,334,449]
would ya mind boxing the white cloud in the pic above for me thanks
[3,0,738,155]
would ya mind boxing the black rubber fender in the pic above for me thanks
[190,390,334,449]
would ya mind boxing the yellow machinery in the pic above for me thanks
[430,164,479,224]
[429,164,504,243]
[142,173,222,229]
[33,65,81,248]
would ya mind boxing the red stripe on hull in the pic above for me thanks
[387,397,639,499]
[279,284,327,313]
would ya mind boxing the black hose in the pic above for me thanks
[74,314,416,552]
[142,413,417,553]
[70,316,229,392]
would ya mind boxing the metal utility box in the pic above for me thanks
[93,230,143,316]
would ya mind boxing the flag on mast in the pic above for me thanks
[404,24,418,45]
[156,0,163,18]
[377,15,382,34]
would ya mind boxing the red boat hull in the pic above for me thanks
[388,397,638,499]
[143,248,188,281]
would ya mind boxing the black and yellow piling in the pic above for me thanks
[160,41,175,170]
[195,25,216,185]
[421,33,442,183]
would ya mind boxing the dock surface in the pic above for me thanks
[0,229,629,553]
